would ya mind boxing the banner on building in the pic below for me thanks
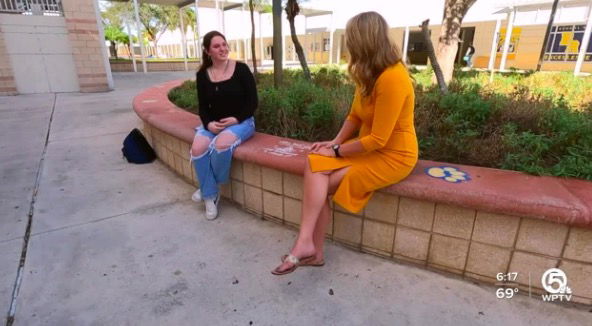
[544,25,592,62]
[496,27,522,60]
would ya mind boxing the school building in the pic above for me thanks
[1,0,591,96]
[243,0,592,74]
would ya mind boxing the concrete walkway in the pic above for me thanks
[1,72,590,326]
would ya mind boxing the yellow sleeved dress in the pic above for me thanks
[308,63,418,213]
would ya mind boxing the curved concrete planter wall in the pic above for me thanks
[110,61,201,72]
[134,80,592,305]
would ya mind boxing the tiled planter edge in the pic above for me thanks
[133,79,592,305]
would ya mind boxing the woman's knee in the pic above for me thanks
[214,133,237,151]
[191,137,211,157]
[304,157,311,170]
[328,167,349,194]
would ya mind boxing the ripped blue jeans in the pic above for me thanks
[190,117,255,200]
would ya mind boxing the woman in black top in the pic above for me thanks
[190,31,257,220]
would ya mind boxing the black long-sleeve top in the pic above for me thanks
[196,61,258,131]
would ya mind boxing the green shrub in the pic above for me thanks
[168,67,592,180]
[256,76,352,141]
[167,80,197,114]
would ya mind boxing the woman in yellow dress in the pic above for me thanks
[272,11,418,275]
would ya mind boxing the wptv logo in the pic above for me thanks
[541,268,572,302]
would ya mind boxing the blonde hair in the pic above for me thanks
[345,12,403,97]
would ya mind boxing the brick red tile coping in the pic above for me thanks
[133,79,592,229]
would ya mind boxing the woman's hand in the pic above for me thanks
[310,141,336,152]
[310,146,335,157]
[219,117,239,128]
[207,121,224,134]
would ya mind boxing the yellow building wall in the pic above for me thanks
[229,21,592,73]
[466,21,499,68]
[472,22,592,73]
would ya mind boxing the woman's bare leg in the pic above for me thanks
[190,135,212,157]
[274,162,349,272]
[274,160,329,272]
[310,167,349,262]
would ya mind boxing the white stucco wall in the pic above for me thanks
[0,14,79,93]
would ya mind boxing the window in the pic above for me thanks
[323,38,330,52]
[544,24,592,62]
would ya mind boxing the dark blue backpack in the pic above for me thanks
[122,128,156,164]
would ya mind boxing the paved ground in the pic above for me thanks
[1,72,591,326]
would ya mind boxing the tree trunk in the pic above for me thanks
[249,0,258,77]
[536,0,559,71]
[193,28,198,59]
[109,41,117,59]
[286,0,310,80]
[421,20,448,94]
[152,40,160,58]
[272,0,282,87]
[435,0,476,84]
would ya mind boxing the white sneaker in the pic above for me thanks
[191,189,203,203]
[204,194,220,220]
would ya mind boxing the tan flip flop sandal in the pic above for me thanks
[271,254,315,276]
[281,254,325,267]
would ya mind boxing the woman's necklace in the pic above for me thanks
[212,60,229,91]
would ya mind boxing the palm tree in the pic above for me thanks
[272,0,282,87]
[421,20,447,94]
[248,1,271,77]
[249,0,258,75]
[285,0,310,80]
[104,25,128,58]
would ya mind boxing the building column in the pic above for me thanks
[242,3,249,60]
[282,11,286,67]
[402,26,410,63]
[259,12,263,61]
[179,7,188,71]
[132,0,147,73]
[336,33,341,64]
[0,27,17,95]
[574,2,592,75]
[195,0,201,60]
[62,0,112,92]
[329,14,334,64]
[488,18,502,70]
[215,0,221,31]
[500,8,516,71]
[313,32,317,64]
[125,22,137,72]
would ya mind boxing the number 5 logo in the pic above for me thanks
[541,268,567,294]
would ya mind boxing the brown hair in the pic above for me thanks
[345,12,403,97]
[198,30,227,74]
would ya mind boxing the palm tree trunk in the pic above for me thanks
[109,41,118,59]
[249,0,258,77]
[272,0,282,87]
[288,14,310,80]
[421,20,448,94]
[536,0,559,71]
[286,0,310,80]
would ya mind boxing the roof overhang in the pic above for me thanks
[107,0,331,15]
[494,0,590,14]
[300,8,332,18]
[108,0,244,10]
